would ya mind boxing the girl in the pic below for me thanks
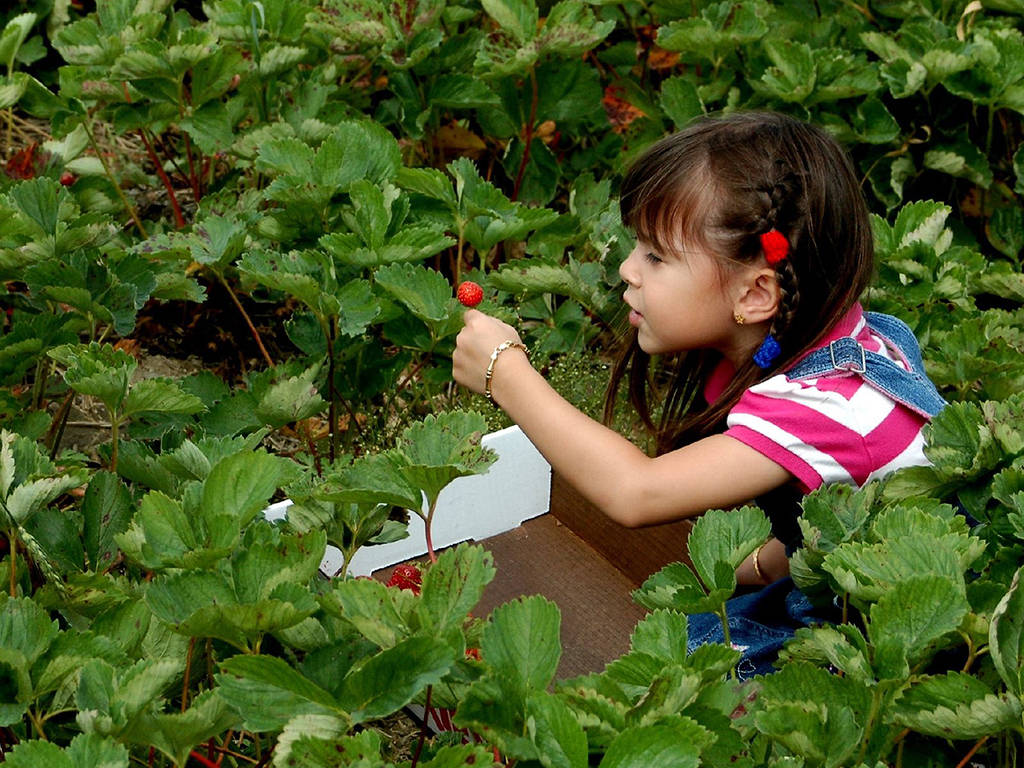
[452,111,944,670]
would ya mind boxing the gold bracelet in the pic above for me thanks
[485,340,529,401]
[752,542,767,582]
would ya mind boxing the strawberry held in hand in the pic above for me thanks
[457,280,484,308]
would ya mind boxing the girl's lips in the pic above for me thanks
[628,309,643,327]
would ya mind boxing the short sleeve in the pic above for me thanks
[724,371,928,492]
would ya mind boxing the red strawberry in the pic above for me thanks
[456,281,483,308]
[59,171,76,186]
[386,564,422,594]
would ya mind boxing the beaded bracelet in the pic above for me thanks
[485,340,529,401]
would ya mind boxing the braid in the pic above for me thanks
[770,257,800,341]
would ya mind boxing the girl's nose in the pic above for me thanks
[620,246,642,286]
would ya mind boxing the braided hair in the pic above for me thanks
[606,111,875,453]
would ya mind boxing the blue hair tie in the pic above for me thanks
[753,334,781,369]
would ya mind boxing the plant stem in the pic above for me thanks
[182,637,196,712]
[8,531,16,597]
[511,67,539,203]
[139,128,186,229]
[26,708,47,740]
[45,390,75,460]
[955,735,988,768]
[410,685,433,768]
[214,271,275,369]
[109,413,120,474]
[326,316,338,463]
[189,750,221,768]
[83,118,148,238]
[424,497,439,564]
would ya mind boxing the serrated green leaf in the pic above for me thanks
[599,722,704,768]
[200,451,299,545]
[82,471,133,572]
[419,543,495,634]
[627,609,688,664]
[316,453,422,512]
[134,690,240,768]
[483,596,561,697]
[254,365,327,428]
[525,691,589,768]
[481,0,537,44]
[217,653,345,732]
[122,378,205,419]
[338,635,454,724]
[868,575,968,678]
[688,506,771,591]
[990,566,1024,696]
[893,671,1023,739]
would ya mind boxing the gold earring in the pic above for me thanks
[734,312,745,326]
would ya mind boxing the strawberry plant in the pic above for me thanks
[0,0,1023,764]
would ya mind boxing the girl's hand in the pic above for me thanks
[453,309,526,395]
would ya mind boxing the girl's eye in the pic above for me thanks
[643,251,663,264]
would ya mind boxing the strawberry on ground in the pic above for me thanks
[386,563,422,594]
[456,281,483,307]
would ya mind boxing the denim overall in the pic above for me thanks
[685,312,947,678]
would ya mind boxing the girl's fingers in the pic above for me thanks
[453,310,523,393]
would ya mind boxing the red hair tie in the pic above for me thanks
[760,229,789,265]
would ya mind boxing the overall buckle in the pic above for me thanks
[829,338,866,374]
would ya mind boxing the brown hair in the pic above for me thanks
[605,111,875,453]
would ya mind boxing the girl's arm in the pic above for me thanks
[453,310,792,527]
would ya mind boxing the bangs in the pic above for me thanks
[620,148,719,258]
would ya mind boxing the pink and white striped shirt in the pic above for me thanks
[710,304,930,492]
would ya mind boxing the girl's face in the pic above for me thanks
[619,237,746,358]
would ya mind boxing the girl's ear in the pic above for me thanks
[733,267,782,324]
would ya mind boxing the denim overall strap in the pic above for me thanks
[784,312,946,419]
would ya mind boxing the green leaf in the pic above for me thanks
[428,74,499,108]
[482,596,561,697]
[338,636,455,724]
[923,139,992,189]
[659,76,703,129]
[525,692,589,768]
[0,596,59,669]
[121,378,205,419]
[48,342,136,415]
[0,13,37,72]
[392,411,496,504]
[989,565,1024,696]
[136,690,240,768]
[687,506,771,591]
[200,451,299,545]
[323,577,411,648]
[893,671,1023,739]
[481,0,538,45]
[82,471,133,572]
[374,261,454,326]
[254,365,327,428]
[316,453,422,512]
[758,39,816,103]
[627,610,689,664]
[868,576,968,678]
[419,544,496,634]
[217,654,346,732]
[599,723,703,768]
[5,733,129,768]
[632,561,732,615]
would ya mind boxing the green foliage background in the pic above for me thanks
[0,0,1023,765]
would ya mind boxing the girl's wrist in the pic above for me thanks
[487,345,531,406]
